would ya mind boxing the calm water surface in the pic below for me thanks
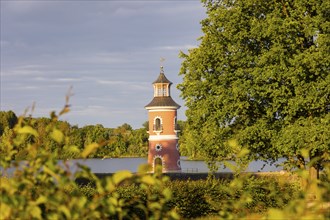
[1,157,285,175]
[67,157,285,173]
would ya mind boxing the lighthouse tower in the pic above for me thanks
[145,66,181,172]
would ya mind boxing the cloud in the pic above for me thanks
[154,44,198,51]
[1,1,50,14]
[96,80,149,90]
[5,85,40,91]
[72,53,127,65]
[56,78,82,82]
[113,5,144,17]
[69,104,147,128]
[1,1,203,128]
[0,40,10,47]
[96,80,127,85]
[87,96,117,102]
[74,105,108,116]
[1,65,46,76]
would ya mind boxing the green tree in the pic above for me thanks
[176,120,191,157]
[113,123,133,155]
[128,127,148,156]
[142,120,149,131]
[178,0,330,177]
[68,125,84,152]
[80,125,111,158]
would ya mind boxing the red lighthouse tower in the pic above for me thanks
[145,66,181,172]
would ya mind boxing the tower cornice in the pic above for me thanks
[149,135,179,141]
[145,96,180,109]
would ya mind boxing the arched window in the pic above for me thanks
[154,117,162,131]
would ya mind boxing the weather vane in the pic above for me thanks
[160,57,165,72]
[160,57,166,67]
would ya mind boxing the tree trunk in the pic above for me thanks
[307,165,319,201]
[297,155,308,190]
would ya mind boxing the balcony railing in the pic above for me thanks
[153,124,163,132]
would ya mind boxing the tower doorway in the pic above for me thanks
[154,157,163,172]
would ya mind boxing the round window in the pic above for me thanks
[155,144,162,152]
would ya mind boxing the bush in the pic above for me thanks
[167,180,220,218]
[95,175,300,219]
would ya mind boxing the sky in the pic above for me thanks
[0,0,206,129]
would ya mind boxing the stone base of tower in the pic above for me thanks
[148,139,181,173]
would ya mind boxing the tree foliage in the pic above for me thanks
[178,0,330,173]
[0,111,148,159]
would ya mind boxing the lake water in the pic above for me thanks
[65,157,285,173]
[1,157,285,175]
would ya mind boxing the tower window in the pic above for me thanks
[155,144,162,151]
[162,85,167,96]
[154,118,162,131]
[155,84,168,96]
[157,86,163,96]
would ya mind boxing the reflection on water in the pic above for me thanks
[1,157,285,175]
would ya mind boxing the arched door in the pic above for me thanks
[154,157,163,172]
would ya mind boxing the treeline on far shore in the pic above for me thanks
[0,110,149,159]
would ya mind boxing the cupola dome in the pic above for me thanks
[145,67,180,109]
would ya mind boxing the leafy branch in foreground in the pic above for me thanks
[0,101,178,220]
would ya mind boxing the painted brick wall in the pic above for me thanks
[148,110,177,135]
[148,139,181,172]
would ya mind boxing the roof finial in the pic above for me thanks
[160,57,165,73]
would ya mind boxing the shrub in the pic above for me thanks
[96,175,301,219]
